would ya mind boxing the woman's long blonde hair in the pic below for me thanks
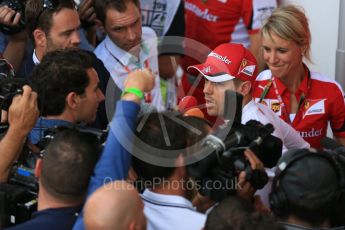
[261,5,312,63]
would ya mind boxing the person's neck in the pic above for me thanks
[150,171,189,199]
[279,64,305,94]
[45,113,76,123]
[37,184,82,211]
[242,94,253,107]
[35,48,45,63]
[127,45,141,59]
[150,184,186,197]
[286,215,330,228]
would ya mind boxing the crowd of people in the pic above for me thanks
[0,0,345,229]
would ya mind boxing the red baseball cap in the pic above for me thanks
[187,43,258,83]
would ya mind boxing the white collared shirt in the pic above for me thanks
[94,27,165,111]
[32,49,40,65]
[141,189,206,230]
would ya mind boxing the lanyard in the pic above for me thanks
[105,43,152,103]
[258,72,310,124]
[271,77,295,124]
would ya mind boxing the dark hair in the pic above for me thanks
[30,48,93,116]
[269,149,341,227]
[40,128,98,201]
[25,0,76,42]
[182,115,211,156]
[239,213,284,230]
[205,196,254,230]
[283,158,338,226]
[93,0,139,24]
[132,112,188,183]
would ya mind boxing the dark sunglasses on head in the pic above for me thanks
[34,0,61,29]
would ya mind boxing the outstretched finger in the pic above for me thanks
[11,12,21,25]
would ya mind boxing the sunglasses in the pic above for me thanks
[33,0,61,29]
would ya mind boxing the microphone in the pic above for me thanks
[178,96,198,113]
[321,137,343,150]
[183,108,205,119]
[321,137,345,158]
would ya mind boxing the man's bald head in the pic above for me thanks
[84,181,146,230]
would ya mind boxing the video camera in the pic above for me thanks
[0,125,108,228]
[0,124,38,228]
[0,0,26,35]
[187,90,283,202]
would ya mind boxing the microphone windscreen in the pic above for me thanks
[178,96,198,113]
[183,108,205,119]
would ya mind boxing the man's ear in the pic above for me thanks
[33,29,47,48]
[238,81,252,97]
[66,92,80,110]
[35,158,43,178]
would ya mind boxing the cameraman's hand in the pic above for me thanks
[237,149,264,201]
[77,0,96,23]
[237,171,255,202]
[0,5,21,27]
[122,68,155,103]
[0,86,39,182]
[9,85,39,137]
[244,148,264,170]
[1,4,27,71]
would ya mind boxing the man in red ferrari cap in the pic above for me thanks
[187,43,309,153]
[187,43,309,206]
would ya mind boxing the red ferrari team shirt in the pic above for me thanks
[182,0,277,70]
[252,67,345,149]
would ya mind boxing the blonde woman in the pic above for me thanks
[253,5,345,148]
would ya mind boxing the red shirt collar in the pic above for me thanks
[299,65,310,95]
[273,64,310,96]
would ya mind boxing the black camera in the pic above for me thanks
[0,58,27,111]
[0,125,107,228]
[0,119,42,228]
[36,125,108,152]
[187,91,283,202]
[0,137,38,228]
[0,0,26,35]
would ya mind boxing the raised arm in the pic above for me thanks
[72,69,154,230]
[0,85,39,182]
